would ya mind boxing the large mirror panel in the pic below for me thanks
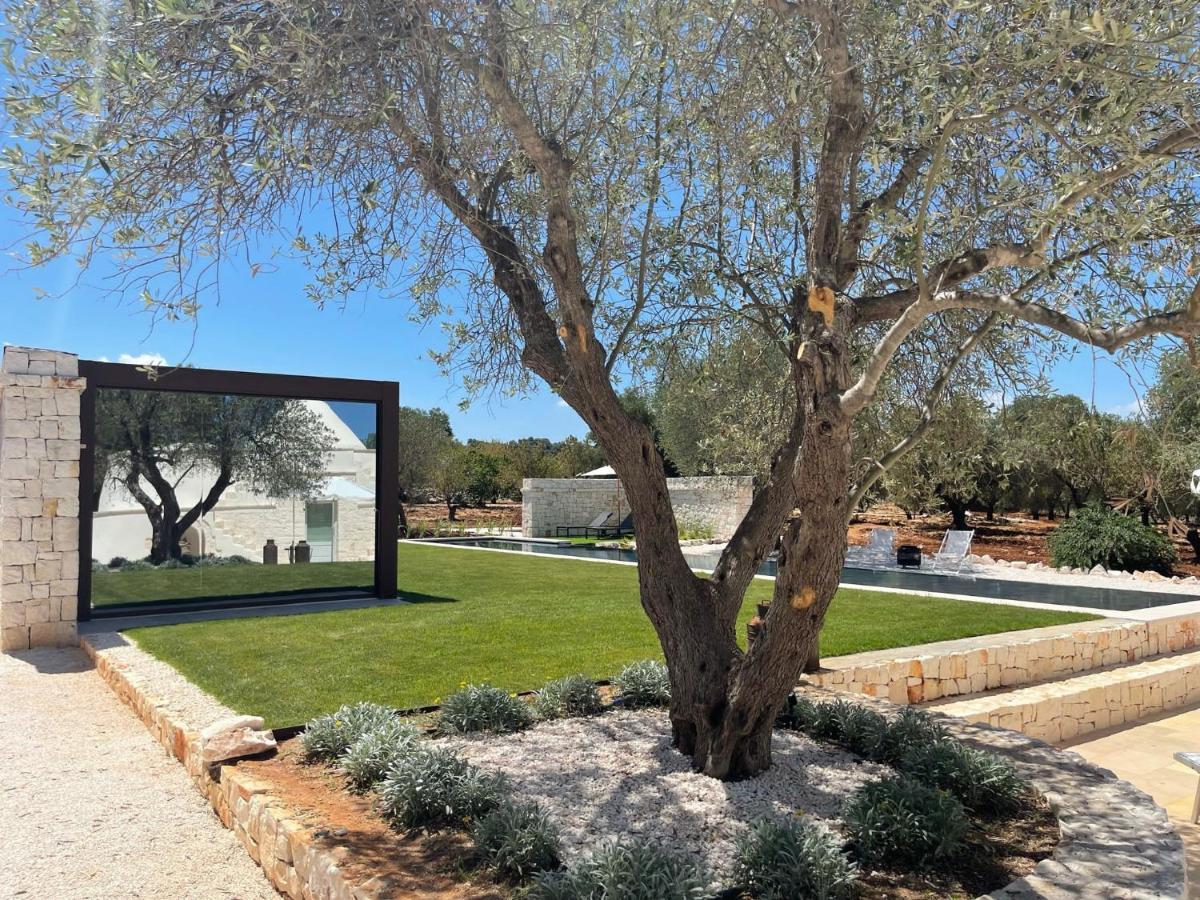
[88,389,377,609]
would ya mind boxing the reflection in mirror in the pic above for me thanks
[90,390,376,608]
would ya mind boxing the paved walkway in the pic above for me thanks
[0,648,276,899]
[1066,703,1200,898]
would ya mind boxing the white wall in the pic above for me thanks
[521,476,754,540]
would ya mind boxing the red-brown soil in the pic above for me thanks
[405,501,521,531]
[849,503,1200,578]
[238,739,505,899]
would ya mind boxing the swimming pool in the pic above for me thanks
[426,538,1198,613]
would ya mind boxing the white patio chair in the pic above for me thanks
[847,527,896,569]
[927,529,974,573]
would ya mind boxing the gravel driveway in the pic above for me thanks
[0,648,277,900]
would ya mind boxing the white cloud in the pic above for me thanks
[556,398,570,408]
[1104,397,1145,418]
[117,352,168,366]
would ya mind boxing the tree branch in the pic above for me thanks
[846,313,1000,513]
[946,286,1200,351]
[767,0,865,290]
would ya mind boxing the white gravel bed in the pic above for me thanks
[967,559,1199,595]
[85,631,238,730]
[443,710,887,878]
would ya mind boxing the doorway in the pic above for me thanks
[305,501,336,562]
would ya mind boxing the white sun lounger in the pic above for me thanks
[556,511,615,538]
[847,527,896,569]
[927,529,974,573]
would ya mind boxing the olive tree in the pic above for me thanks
[95,390,334,562]
[6,0,1200,778]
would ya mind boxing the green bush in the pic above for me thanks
[525,842,707,900]
[676,515,715,541]
[439,684,533,735]
[1047,505,1177,574]
[615,660,671,709]
[340,719,422,792]
[733,818,858,900]
[377,745,508,830]
[534,674,604,720]
[878,707,946,765]
[472,802,563,882]
[844,775,967,869]
[778,694,820,731]
[899,740,1027,814]
[302,702,398,763]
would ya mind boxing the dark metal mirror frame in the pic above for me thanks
[77,360,399,620]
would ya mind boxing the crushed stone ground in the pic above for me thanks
[0,647,277,900]
[445,709,887,879]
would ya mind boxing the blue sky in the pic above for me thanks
[0,234,593,442]
[0,219,1152,440]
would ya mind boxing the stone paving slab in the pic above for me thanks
[0,648,277,900]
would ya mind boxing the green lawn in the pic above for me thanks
[127,543,1098,727]
[92,560,374,607]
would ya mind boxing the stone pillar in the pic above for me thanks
[0,347,84,651]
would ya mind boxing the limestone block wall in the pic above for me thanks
[807,614,1200,706]
[211,497,375,562]
[0,347,84,651]
[522,475,753,540]
[936,651,1200,744]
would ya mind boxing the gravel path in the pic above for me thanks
[0,648,277,900]
[445,710,886,879]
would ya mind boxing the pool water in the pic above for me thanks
[430,538,1198,613]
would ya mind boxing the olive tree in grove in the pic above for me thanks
[7,0,1200,778]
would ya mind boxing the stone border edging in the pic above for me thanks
[804,687,1186,899]
[958,716,1186,899]
[81,636,385,900]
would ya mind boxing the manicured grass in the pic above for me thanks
[127,543,1098,726]
[91,561,373,606]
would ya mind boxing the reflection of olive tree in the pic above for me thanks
[95,391,334,562]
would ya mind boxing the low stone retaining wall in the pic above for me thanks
[807,688,1187,899]
[83,635,384,900]
[808,614,1200,705]
[936,649,1200,744]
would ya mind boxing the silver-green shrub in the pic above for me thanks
[844,775,967,869]
[878,707,946,764]
[898,740,1027,814]
[733,818,858,900]
[438,684,533,735]
[472,801,562,882]
[615,660,671,709]
[377,745,508,830]
[302,701,397,763]
[339,719,421,792]
[534,674,603,720]
[525,842,706,900]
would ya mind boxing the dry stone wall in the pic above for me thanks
[522,475,753,539]
[808,614,1200,705]
[0,347,83,651]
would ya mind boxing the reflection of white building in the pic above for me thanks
[92,401,376,565]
